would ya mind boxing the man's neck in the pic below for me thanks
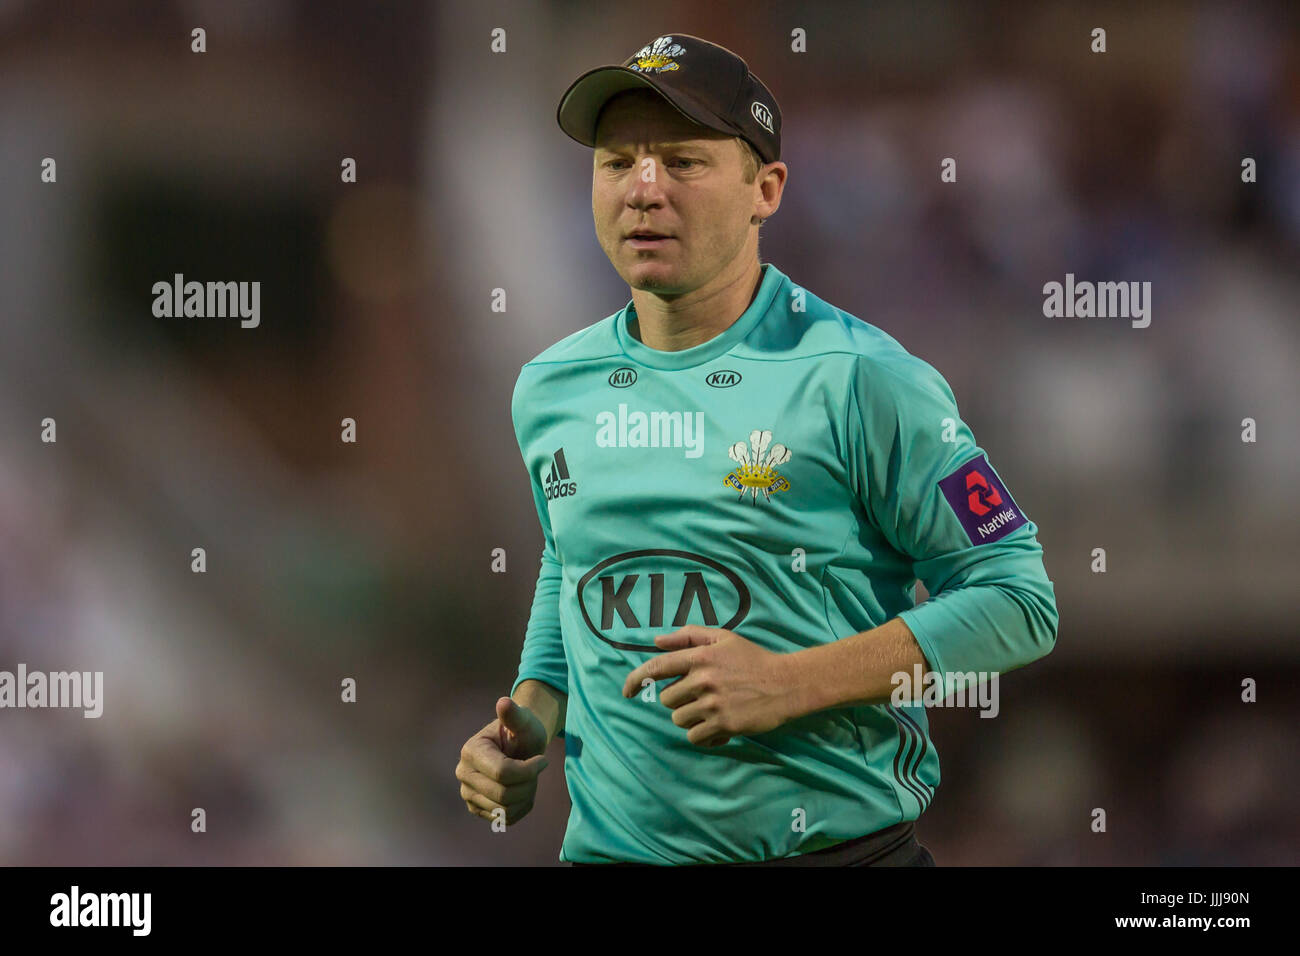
[629,258,764,352]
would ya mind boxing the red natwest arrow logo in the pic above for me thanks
[966,470,1003,516]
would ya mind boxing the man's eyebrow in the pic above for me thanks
[595,138,713,152]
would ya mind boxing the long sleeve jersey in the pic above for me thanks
[509,260,1058,864]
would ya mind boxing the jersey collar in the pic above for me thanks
[614,261,783,371]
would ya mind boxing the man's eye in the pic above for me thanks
[603,157,696,170]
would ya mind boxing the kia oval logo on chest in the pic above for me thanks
[609,367,637,388]
[705,369,741,388]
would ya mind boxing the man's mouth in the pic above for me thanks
[625,231,673,246]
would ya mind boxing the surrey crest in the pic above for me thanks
[629,36,685,73]
[724,429,792,504]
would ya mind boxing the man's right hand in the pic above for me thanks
[456,696,550,825]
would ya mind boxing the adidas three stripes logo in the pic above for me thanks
[888,707,935,812]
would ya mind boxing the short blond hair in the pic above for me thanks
[737,138,763,184]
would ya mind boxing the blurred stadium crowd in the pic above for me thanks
[0,0,1296,864]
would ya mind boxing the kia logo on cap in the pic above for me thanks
[751,101,774,133]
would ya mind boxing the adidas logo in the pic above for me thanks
[543,448,578,501]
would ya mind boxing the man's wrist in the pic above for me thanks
[512,679,567,746]
[780,649,827,722]
[783,619,925,718]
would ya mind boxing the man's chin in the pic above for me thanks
[621,261,684,294]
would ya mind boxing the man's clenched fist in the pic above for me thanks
[456,696,550,825]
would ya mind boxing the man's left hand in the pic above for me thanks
[621,626,800,747]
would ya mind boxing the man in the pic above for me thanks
[456,33,1058,866]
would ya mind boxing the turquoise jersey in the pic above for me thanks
[509,261,1058,864]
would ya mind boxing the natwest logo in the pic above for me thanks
[965,470,1003,516]
[576,549,750,652]
[974,508,1019,540]
[937,454,1026,546]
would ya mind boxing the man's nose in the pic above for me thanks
[625,157,667,206]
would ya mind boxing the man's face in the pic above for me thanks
[592,89,758,296]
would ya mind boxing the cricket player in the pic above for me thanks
[456,33,1058,866]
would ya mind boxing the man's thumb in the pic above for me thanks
[497,697,534,753]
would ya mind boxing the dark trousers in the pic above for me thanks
[571,821,937,867]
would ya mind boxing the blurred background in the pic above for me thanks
[0,0,1296,865]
